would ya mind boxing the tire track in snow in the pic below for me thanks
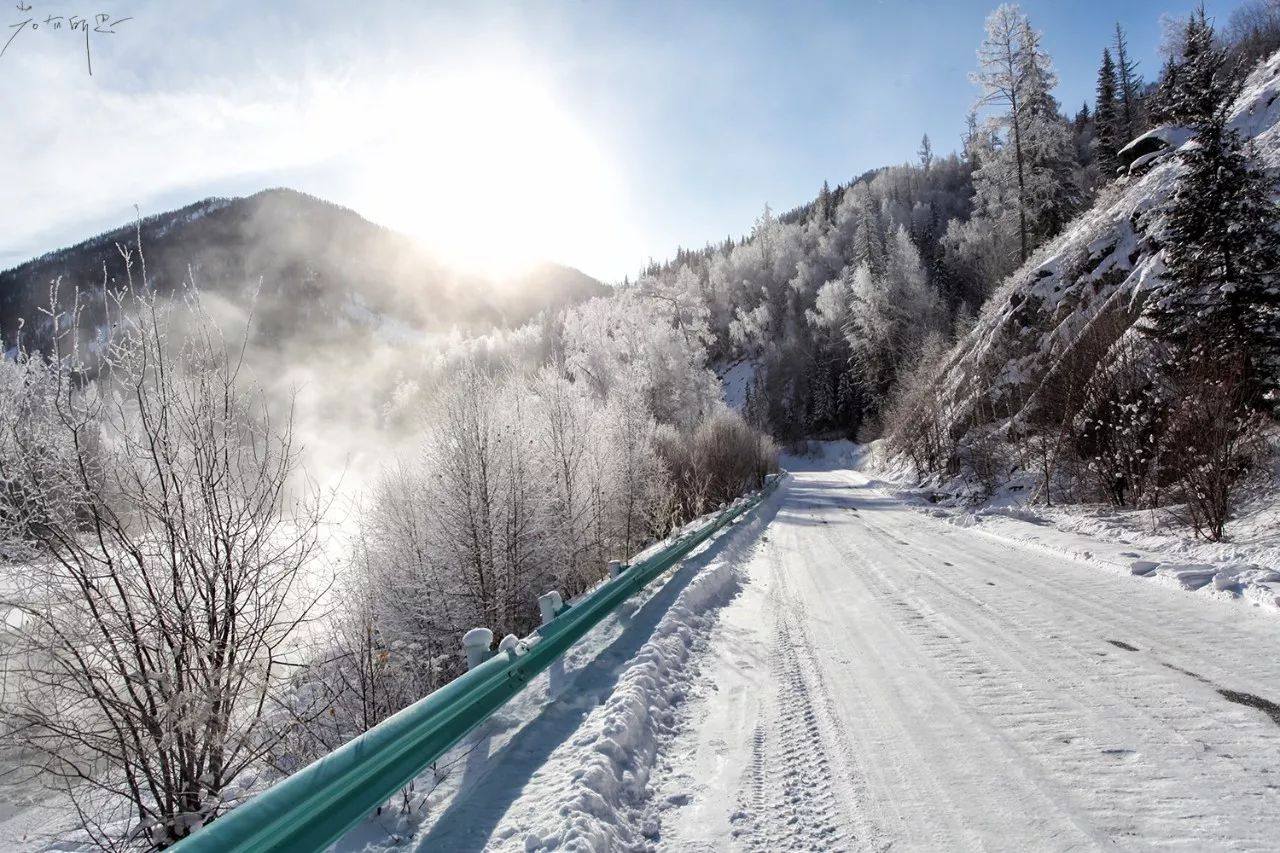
[828,469,1280,850]
[730,542,874,852]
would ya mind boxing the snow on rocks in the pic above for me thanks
[925,50,1280,462]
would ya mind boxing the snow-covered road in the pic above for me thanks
[333,460,1280,853]
[656,466,1280,852]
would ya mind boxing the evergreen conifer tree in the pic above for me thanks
[1148,116,1280,408]
[1113,23,1144,140]
[1094,48,1121,177]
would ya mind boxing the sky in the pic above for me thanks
[0,0,1258,283]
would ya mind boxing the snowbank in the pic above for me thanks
[329,482,783,852]
[482,481,783,852]
[868,455,1280,616]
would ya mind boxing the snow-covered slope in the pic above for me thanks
[929,51,1280,442]
[718,359,757,411]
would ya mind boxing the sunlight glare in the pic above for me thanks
[357,67,629,280]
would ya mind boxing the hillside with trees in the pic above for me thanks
[886,4,1280,542]
[0,188,607,355]
[628,2,1280,544]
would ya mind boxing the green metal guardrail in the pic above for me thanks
[172,473,783,853]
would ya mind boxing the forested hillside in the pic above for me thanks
[883,5,1280,543]
[627,2,1280,457]
[618,2,1280,546]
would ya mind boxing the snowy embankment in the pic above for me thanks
[864,442,1280,615]
[335,482,782,852]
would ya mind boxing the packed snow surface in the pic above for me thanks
[658,457,1280,851]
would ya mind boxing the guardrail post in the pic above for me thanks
[460,627,495,787]
[538,590,563,625]
[609,560,633,626]
[462,627,493,671]
[538,591,566,698]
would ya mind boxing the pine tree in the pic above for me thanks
[1094,48,1121,178]
[1074,101,1091,135]
[1014,16,1080,243]
[1072,101,1094,168]
[918,133,934,172]
[1113,23,1143,141]
[851,188,885,275]
[1151,6,1235,127]
[1147,115,1280,407]
[816,180,833,225]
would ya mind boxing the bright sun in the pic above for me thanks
[355,67,631,280]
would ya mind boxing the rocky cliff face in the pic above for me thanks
[925,52,1280,448]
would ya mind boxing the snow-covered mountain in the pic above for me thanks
[0,188,606,353]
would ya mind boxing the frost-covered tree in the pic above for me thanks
[423,365,551,630]
[1146,114,1280,408]
[562,284,719,430]
[531,367,600,595]
[844,226,943,415]
[601,377,670,555]
[969,5,1078,269]
[849,185,886,275]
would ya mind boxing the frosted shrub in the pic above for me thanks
[656,409,778,521]
[0,272,328,849]
[0,345,85,557]
[1160,347,1267,541]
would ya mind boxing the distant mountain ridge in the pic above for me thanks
[0,188,606,351]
